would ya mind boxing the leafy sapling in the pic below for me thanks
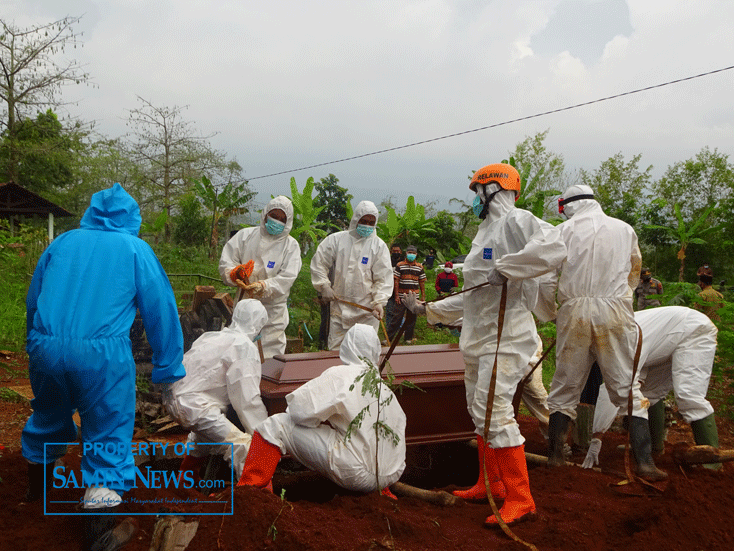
[345,358,423,491]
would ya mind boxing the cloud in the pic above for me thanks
[2,0,733,205]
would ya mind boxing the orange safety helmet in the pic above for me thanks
[469,163,522,200]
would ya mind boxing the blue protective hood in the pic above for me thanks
[80,183,141,236]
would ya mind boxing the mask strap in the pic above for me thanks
[558,194,594,213]
[478,187,503,220]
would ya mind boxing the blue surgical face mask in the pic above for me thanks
[265,216,285,235]
[356,224,374,237]
[472,183,502,219]
[472,195,484,217]
[406,253,417,262]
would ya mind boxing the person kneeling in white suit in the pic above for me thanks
[164,299,269,482]
[237,324,407,494]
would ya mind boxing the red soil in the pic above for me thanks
[2,351,734,551]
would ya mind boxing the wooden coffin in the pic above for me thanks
[260,343,475,446]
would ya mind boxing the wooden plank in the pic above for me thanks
[192,286,217,313]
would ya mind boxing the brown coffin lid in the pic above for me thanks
[262,343,464,385]
[259,343,475,445]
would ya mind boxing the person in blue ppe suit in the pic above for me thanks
[22,184,185,551]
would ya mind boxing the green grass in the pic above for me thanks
[0,225,46,352]
[0,290,27,353]
[0,387,29,404]
[151,243,232,308]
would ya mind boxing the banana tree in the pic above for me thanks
[376,196,435,250]
[140,210,167,244]
[503,156,561,220]
[289,176,328,253]
[644,201,721,281]
[194,175,254,258]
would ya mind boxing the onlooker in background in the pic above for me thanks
[696,264,724,321]
[424,249,436,270]
[435,261,459,297]
[385,244,404,330]
[387,245,426,345]
[635,267,663,310]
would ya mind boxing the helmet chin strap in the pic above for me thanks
[478,184,503,220]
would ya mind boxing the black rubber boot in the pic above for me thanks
[647,400,666,456]
[691,414,722,470]
[84,506,118,551]
[628,416,668,481]
[24,461,56,502]
[547,412,571,467]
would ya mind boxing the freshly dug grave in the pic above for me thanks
[2,414,733,551]
[3,350,734,551]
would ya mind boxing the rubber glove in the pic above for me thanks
[582,438,602,469]
[487,269,508,286]
[230,264,251,283]
[320,286,336,302]
[372,303,384,320]
[244,281,266,297]
[403,293,426,316]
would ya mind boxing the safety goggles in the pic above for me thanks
[558,194,594,214]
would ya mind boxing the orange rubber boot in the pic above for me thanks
[452,436,507,501]
[381,487,398,500]
[485,445,536,526]
[178,454,207,486]
[236,432,281,491]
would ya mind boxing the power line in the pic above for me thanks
[246,65,734,181]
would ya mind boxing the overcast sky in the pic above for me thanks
[3,0,734,210]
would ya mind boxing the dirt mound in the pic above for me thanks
[2,415,734,551]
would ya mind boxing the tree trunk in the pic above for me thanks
[677,244,686,282]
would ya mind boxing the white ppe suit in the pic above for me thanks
[219,196,302,359]
[256,324,407,492]
[546,199,646,420]
[521,339,551,440]
[591,306,717,434]
[426,191,566,448]
[310,201,393,350]
[164,300,269,477]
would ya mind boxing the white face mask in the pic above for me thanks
[444,268,453,274]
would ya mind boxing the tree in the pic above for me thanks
[61,137,138,215]
[510,130,567,200]
[289,176,328,253]
[172,193,208,247]
[499,156,562,221]
[142,210,168,245]
[649,148,734,278]
[644,201,722,282]
[0,108,83,193]
[125,96,235,241]
[580,153,652,226]
[314,174,353,232]
[0,16,90,183]
[194,173,254,257]
[376,196,435,251]
[425,210,471,261]
[448,197,478,239]
[654,147,734,225]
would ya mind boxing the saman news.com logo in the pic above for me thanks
[43,441,234,515]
